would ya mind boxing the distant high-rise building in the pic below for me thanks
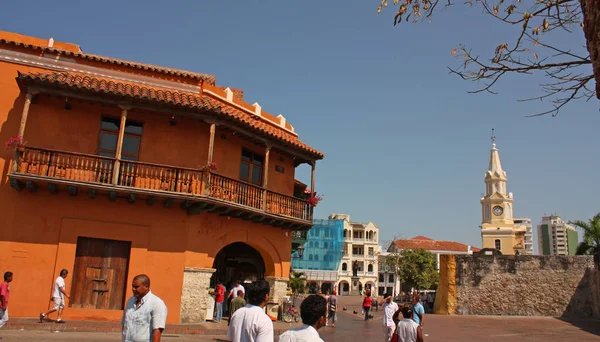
[537,215,578,255]
[514,218,534,255]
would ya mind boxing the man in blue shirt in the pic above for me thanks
[411,292,425,327]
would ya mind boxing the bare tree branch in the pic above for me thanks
[379,0,595,117]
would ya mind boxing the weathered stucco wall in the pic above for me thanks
[433,255,456,315]
[435,255,599,317]
[453,255,595,317]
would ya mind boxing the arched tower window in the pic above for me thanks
[484,204,490,220]
[494,239,501,251]
[342,263,347,271]
[368,264,373,273]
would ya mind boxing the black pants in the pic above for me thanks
[364,307,370,321]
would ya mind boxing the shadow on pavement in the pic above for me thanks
[555,317,600,337]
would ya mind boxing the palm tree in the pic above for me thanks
[572,213,600,266]
[288,270,306,304]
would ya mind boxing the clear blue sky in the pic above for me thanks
[2,1,598,250]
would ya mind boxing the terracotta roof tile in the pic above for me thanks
[17,71,323,159]
[1,38,215,85]
[393,237,478,253]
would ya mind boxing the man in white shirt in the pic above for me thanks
[228,281,246,299]
[227,279,273,342]
[121,274,168,342]
[40,269,70,323]
[279,295,327,342]
[379,293,399,342]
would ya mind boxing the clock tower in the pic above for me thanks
[480,130,525,255]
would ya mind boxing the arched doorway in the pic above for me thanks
[365,281,376,293]
[321,282,333,294]
[338,281,349,296]
[211,242,266,287]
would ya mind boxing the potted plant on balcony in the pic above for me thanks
[306,192,323,207]
[202,161,219,172]
[5,136,25,151]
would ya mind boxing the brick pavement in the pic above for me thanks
[2,295,599,341]
[320,295,600,342]
[4,315,302,336]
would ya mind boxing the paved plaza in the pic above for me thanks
[1,296,598,341]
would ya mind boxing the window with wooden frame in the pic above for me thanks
[98,117,143,160]
[239,149,264,186]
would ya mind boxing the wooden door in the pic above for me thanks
[70,237,131,310]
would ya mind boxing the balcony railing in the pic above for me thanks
[13,146,312,222]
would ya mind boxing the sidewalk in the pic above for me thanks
[5,317,302,336]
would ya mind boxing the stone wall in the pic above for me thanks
[435,255,598,317]
[590,268,600,318]
[266,276,289,304]
[179,267,215,323]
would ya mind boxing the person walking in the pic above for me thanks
[411,292,425,327]
[396,305,424,342]
[121,274,168,342]
[228,280,245,300]
[210,280,226,323]
[40,269,69,323]
[379,293,399,342]
[279,295,327,342]
[227,280,273,342]
[0,272,13,331]
[228,290,246,326]
[362,289,372,321]
[323,291,330,326]
[327,290,338,327]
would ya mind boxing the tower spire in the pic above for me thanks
[488,129,504,175]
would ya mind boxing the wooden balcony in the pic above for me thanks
[9,146,313,228]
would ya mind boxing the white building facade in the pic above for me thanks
[332,214,379,296]
[377,253,401,297]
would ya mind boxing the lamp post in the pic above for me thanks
[296,244,305,259]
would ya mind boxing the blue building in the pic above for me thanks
[292,218,344,294]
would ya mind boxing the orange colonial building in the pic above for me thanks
[0,31,323,323]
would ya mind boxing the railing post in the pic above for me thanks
[310,161,316,194]
[204,122,216,195]
[12,91,35,174]
[112,106,129,185]
[262,146,270,210]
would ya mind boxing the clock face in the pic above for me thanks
[493,206,504,216]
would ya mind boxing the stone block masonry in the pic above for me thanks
[179,267,215,323]
[266,276,289,304]
[435,255,598,317]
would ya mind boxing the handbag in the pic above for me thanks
[328,297,337,312]
[390,326,399,342]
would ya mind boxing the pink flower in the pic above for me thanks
[306,193,323,207]
[203,161,219,172]
[5,136,23,150]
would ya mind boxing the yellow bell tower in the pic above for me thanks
[480,130,525,255]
